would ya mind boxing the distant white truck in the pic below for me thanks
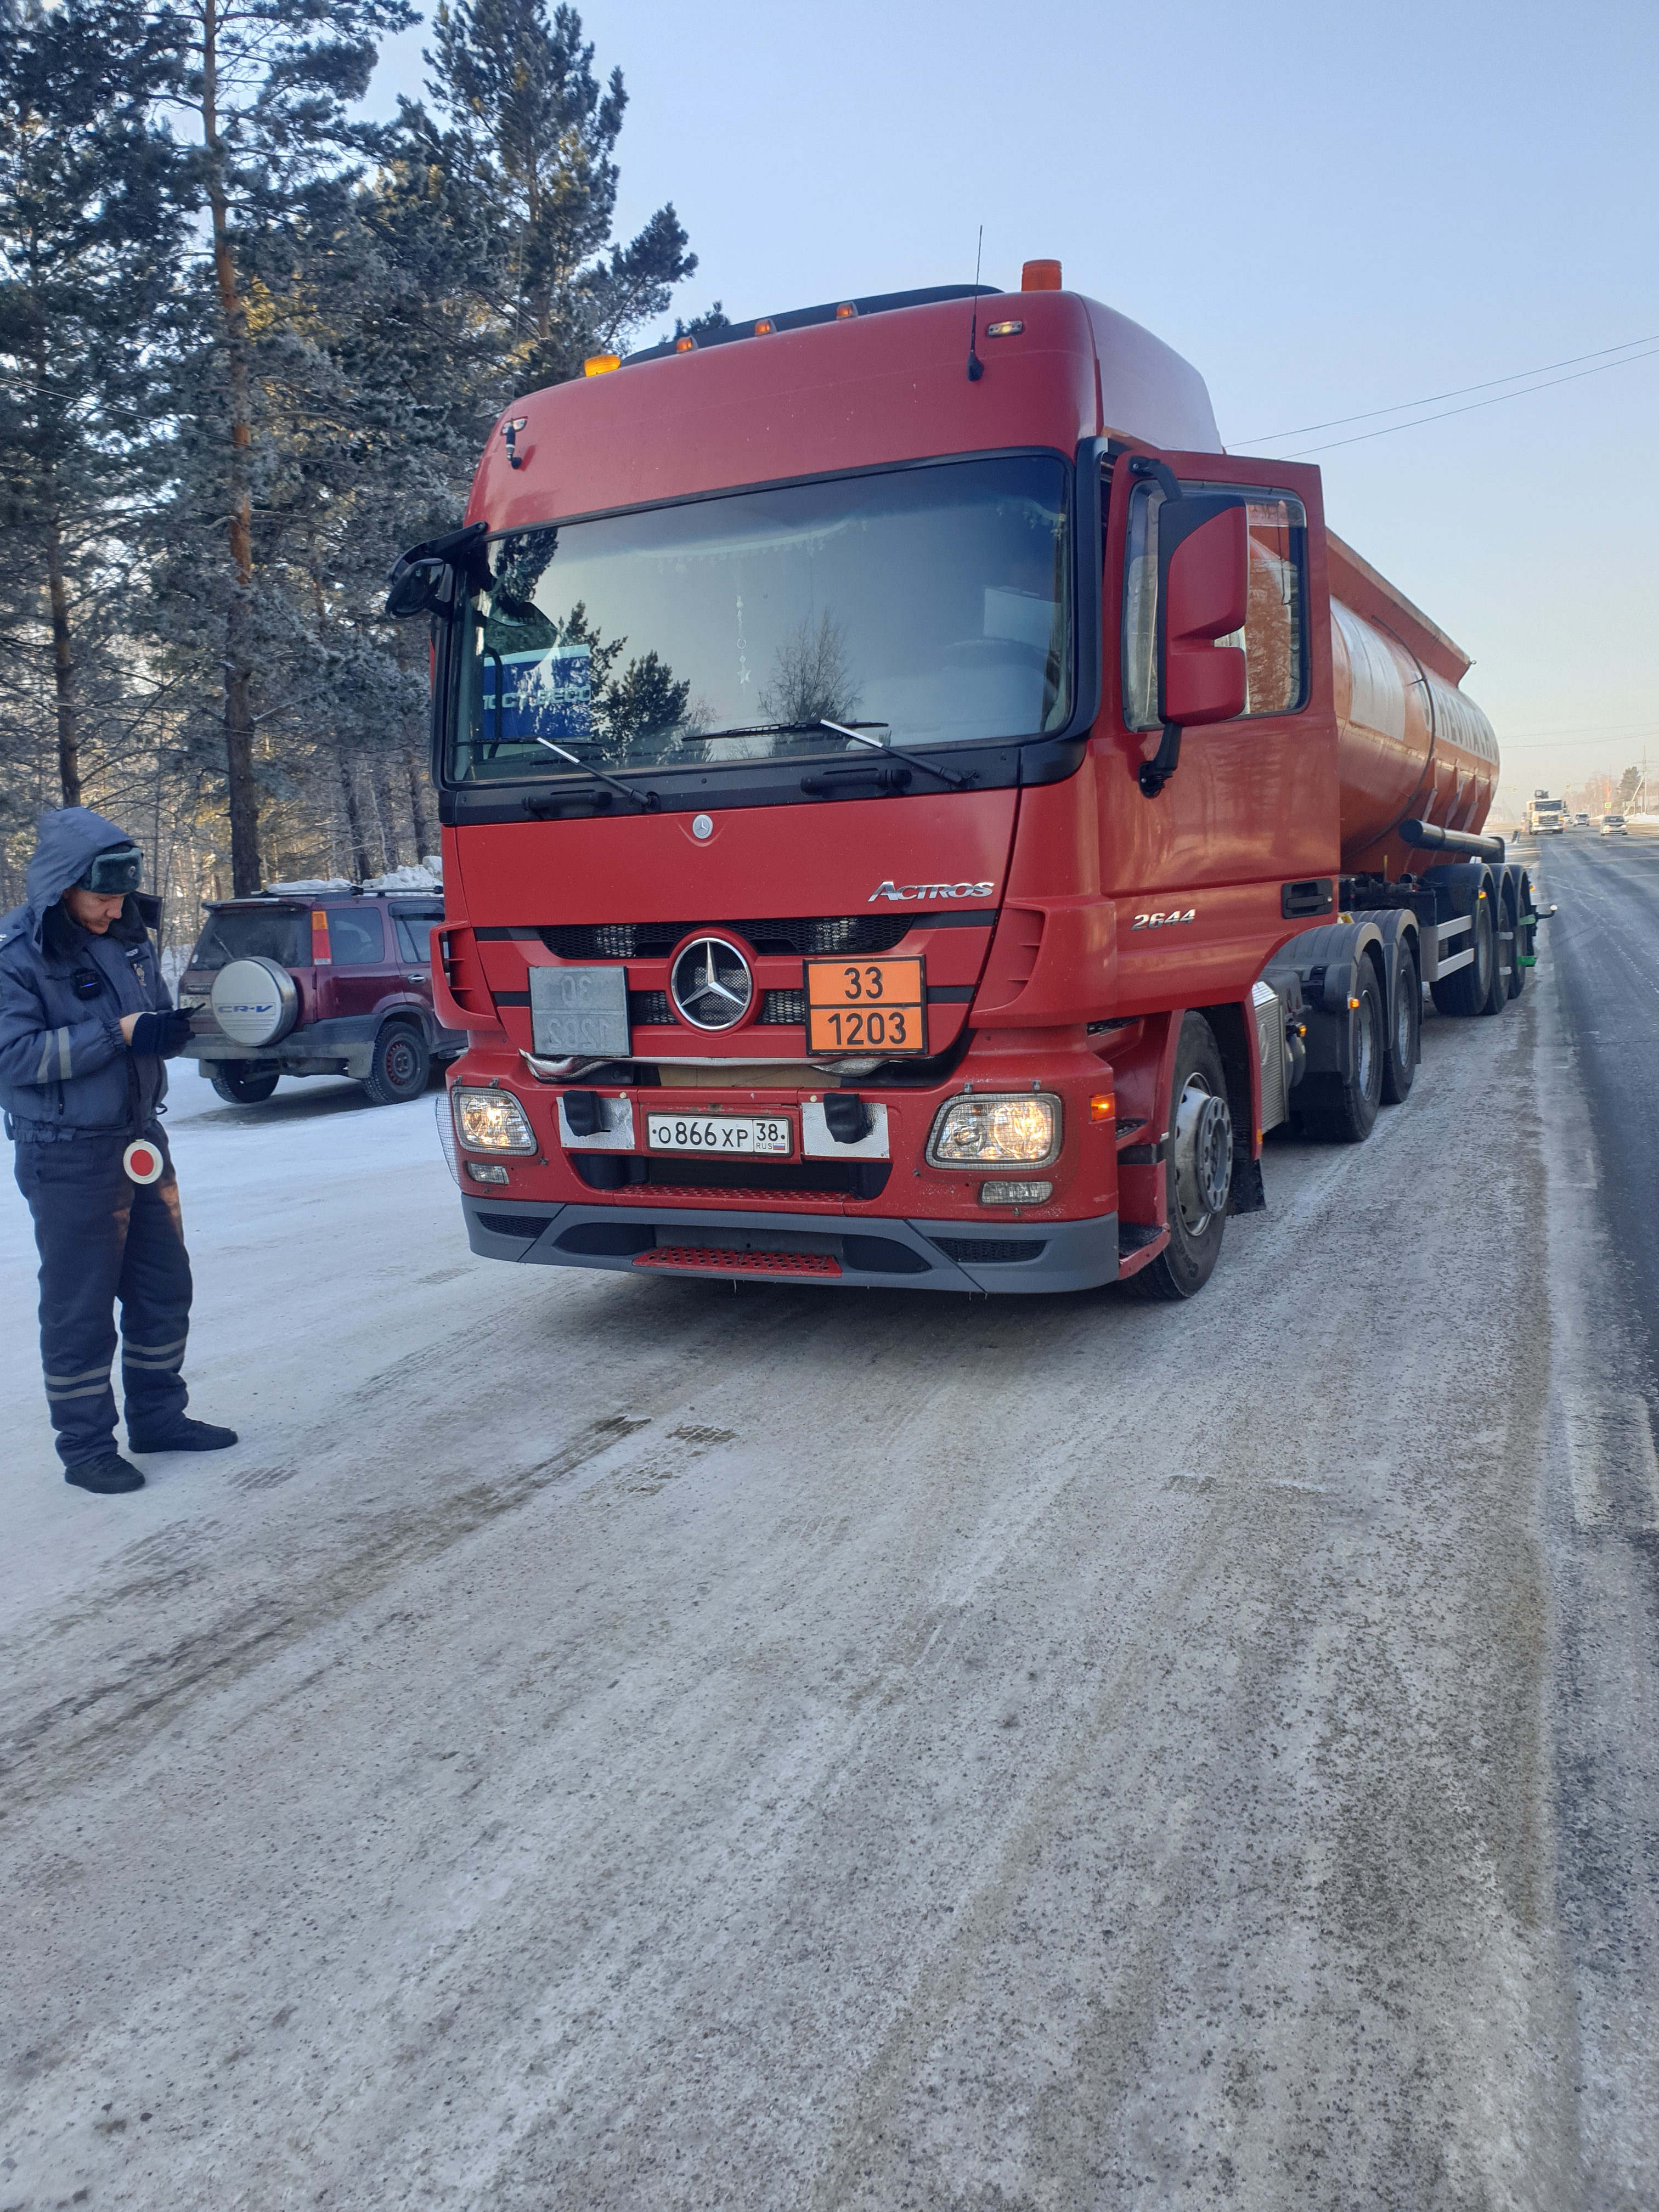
[1526,792,1565,835]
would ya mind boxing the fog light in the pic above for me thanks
[928,1092,1060,1166]
[454,1087,535,1152]
[980,1179,1052,1205]
[466,1160,509,1184]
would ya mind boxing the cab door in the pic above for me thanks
[1096,447,1338,1014]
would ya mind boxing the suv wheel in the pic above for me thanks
[362,1023,430,1106]
[210,1066,280,1104]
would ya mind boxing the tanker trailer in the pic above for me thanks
[1253,532,1534,1146]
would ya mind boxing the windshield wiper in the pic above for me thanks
[531,735,659,811]
[819,720,970,790]
[693,717,971,791]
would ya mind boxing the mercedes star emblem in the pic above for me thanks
[669,935,754,1030]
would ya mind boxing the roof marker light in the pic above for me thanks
[753,318,775,335]
[986,320,1024,337]
[583,353,621,377]
[1020,258,1062,291]
[675,335,697,352]
[834,302,857,318]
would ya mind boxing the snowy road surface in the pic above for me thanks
[3,853,1657,2210]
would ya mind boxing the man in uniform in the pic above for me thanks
[0,808,238,1494]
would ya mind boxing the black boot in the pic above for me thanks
[65,1451,146,1494]
[128,1416,239,1453]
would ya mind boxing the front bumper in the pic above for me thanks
[460,1198,1120,1296]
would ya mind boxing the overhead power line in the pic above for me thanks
[1237,333,1659,445]
[1280,347,1659,456]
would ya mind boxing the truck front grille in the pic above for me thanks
[541,913,915,960]
[627,988,806,1028]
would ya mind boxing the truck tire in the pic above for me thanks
[1380,945,1420,1105]
[361,1022,430,1106]
[1300,962,1384,1143]
[1127,1014,1231,1302]
[1509,871,1536,999]
[1486,884,1513,1013]
[210,1066,280,1104]
[1431,894,1494,1018]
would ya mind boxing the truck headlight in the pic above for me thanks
[453,1086,535,1152]
[927,1092,1061,1167]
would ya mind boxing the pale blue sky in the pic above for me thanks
[367,0,1658,808]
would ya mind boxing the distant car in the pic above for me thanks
[1575,812,1590,825]
[178,889,465,1105]
[1600,815,1628,837]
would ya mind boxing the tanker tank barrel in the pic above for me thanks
[1400,819,1506,862]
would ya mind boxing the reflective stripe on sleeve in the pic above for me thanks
[58,1026,71,1079]
[34,1033,52,1082]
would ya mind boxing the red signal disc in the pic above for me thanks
[122,1140,163,1185]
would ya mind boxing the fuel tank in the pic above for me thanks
[1325,535,1499,877]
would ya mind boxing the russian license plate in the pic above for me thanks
[646,1113,793,1157]
[805,956,926,1055]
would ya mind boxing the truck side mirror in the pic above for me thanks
[1138,493,1249,797]
[385,557,450,620]
[1159,498,1248,725]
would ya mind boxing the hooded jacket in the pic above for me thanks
[0,807,173,1140]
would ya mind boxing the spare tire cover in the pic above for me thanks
[210,956,298,1047]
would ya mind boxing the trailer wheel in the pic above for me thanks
[1128,1014,1231,1302]
[1431,894,1494,1018]
[1380,945,1420,1105]
[1300,963,1384,1143]
[1481,886,1514,1017]
[1509,874,1534,999]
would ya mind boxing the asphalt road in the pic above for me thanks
[2,849,1656,2210]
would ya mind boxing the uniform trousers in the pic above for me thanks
[13,1125,193,1466]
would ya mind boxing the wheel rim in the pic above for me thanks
[1172,1076,1232,1234]
[384,1036,419,1087]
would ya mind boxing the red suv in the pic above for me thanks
[179,890,464,1105]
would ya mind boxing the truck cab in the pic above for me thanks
[399,268,1523,1297]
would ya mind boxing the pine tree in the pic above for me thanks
[154,0,415,892]
[410,0,696,390]
[0,0,182,811]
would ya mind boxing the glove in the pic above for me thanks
[127,1008,195,1058]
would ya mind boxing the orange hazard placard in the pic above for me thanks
[805,957,926,1056]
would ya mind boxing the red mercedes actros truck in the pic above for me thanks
[390,261,1534,1299]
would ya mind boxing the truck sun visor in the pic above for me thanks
[77,842,143,895]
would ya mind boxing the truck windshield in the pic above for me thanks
[446,454,1071,783]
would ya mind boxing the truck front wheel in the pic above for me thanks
[1128,1013,1231,1302]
